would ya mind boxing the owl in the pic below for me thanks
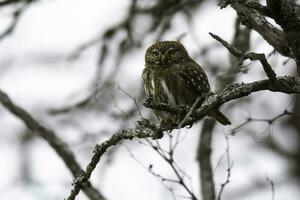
[142,41,231,126]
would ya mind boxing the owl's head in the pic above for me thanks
[145,41,190,66]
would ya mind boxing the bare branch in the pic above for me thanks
[230,109,298,135]
[218,0,273,17]
[67,119,161,200]
[147,140,198,200]
[0,0,24,7]
[0,5,25,42]
[146,76,300,129]
[197,119,216,200]
[66,74,300,200]
[123,144,178,199]
[218,0,300,74]
[0,89,105,200]
[266,0,300,75]
[266,176,275,200]
[209,32,277,82]
[216,136,233,200]
[0,0,43,42]
[230,2,293,58]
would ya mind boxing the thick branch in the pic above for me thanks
[0,89,105,200]
[197,119,216,200]
[146,76,300,128]
[67,75,300,200]
[219,0,300,74]
[266,0,300,75]
[229,2,294,58]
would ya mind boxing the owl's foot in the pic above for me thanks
[136,118,164,139]
[152,131,164,139]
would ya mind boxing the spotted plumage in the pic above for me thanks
[142,41,231,125]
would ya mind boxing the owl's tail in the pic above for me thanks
[209,110,231,125]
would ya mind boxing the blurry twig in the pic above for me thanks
[230,109,298,135]
[266,176,275,200]
[218,0,273,17]
[0,3,28,42]
[122,144,178,200]
[146,139,198,200]
[216,135,233,200]
[116,85,143,118]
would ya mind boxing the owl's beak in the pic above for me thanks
[161,54,167,65]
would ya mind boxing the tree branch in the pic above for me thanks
[147,76,300,128]
[67,119,161,200]
[218,0,273,17]
[266,0,300,75]
[197,119,216,200]
[67,75,300,200]
[224,2,294,58]
[209,32,277,83]
[219,0,300,74]
[0,89,106,200]
[0,0,23,7]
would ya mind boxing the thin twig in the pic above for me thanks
[122,144,177,199]
[209,32,277,82]
[147,140,198,200]
[266,176,275,200]
[230,109,298,135]
[216,135,233,200]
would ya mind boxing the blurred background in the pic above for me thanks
[0,0,299,200]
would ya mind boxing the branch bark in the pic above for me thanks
[266,0,300,75]
[229,2,294,58]
[219,0,300,74]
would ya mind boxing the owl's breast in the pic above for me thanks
[143,67,198,106]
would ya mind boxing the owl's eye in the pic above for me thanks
[152,50,160,57]
[167,48,176,56]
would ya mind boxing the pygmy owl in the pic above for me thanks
[142,41,231,126]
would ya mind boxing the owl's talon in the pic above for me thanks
[151,131,164,140]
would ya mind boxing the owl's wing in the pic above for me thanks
[173,60,211,97]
